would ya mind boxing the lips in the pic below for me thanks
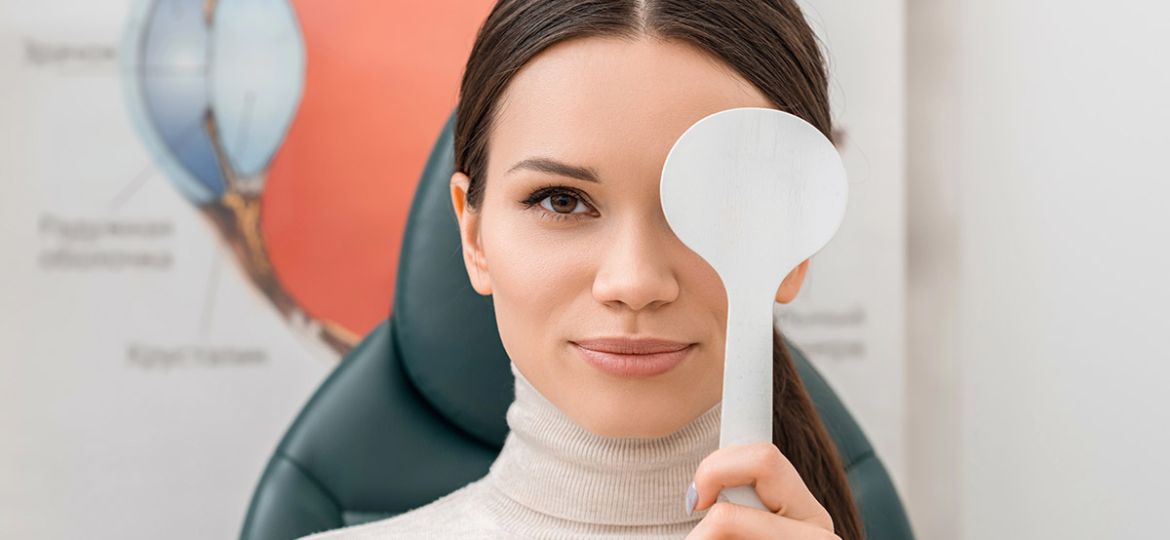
[573,337,692,354]
[572,337,695,377]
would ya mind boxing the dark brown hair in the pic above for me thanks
[453,1,862,538]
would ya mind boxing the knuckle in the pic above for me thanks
[694,453,723,483]
[693,462,713,486]
[750,442,783,466]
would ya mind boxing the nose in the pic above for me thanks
[591,213,681,312]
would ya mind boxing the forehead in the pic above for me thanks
[488,36,774,185]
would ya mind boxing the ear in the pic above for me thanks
[450,171,492,295]
[774,259,809,304]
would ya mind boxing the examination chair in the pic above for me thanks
[240,111,916,540]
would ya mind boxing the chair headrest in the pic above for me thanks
[391,110,513,448]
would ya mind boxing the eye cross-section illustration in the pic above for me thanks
[120,0,496,358]
[122,0,356,355]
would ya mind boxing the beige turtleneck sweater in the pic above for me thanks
[301,361,720,539]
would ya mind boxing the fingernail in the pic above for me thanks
[685,481,697,516]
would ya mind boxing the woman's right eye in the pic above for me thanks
[520,186,596,222]
[541,192,588,214]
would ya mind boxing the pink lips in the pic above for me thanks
[572,337,695,378]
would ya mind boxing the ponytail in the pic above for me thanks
[772,326,865,539]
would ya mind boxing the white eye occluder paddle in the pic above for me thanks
[660,107,848,511]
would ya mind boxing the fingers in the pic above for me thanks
[690,442,834,531]
[685,502,841,540]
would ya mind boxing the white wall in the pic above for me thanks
[906,0,961,537]
[908,1,1170,538]
[783,0,909,499]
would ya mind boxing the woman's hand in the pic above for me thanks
[684,441,840,539]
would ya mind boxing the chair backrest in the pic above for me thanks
[239,111,916,540]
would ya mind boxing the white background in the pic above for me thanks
[907,0,1170,538]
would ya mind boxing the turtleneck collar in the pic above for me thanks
[485,361,721,526]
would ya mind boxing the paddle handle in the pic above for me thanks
[715,295,776,512]
[719,485,770,512]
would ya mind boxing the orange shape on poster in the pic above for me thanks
[263,1,497,339]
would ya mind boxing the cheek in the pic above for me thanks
[478,213,598,356]
[482,214,597,302]
[683,250,729,328]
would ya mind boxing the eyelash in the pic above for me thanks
[519,184,596,223]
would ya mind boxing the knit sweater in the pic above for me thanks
[301,361,721,539]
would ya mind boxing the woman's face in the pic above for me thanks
[451,36,808,438]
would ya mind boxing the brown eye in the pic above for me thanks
[542,190,589,213]
[547,193,579,214]
[520,185,595,222]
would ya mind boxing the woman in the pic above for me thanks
[304,0,862,538]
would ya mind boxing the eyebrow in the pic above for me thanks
[506,157,600,183]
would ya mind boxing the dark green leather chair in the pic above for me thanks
[239,111,916,540]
